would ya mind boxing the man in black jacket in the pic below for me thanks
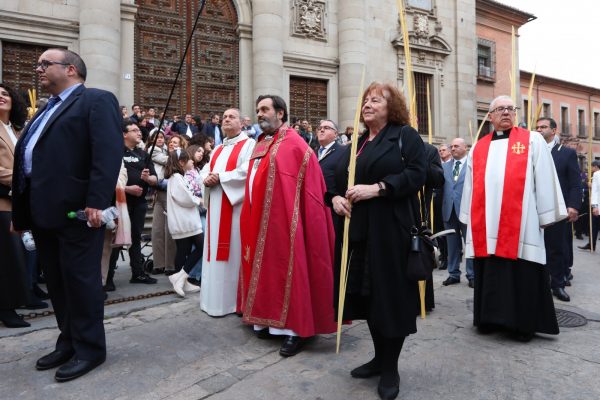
[12,48,122,381]
[537,117,581,302]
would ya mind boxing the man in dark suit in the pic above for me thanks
[536,117,581,302]
[12,48,122,382]
[442,138,474,287]
[317,119,346,194]
[171,113,199,139]
[201,112,223,145]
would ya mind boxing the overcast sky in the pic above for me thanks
[497,0,600,89]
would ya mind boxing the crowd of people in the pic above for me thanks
[0,48,597,400]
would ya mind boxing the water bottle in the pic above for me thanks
[21,231,36,251]
[67,206,119,230]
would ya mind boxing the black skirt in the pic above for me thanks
[0,211,29,309]
[473,256,559,335]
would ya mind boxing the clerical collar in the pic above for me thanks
[492,129,512,140]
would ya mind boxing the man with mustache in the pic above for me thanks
[238,95,336,357]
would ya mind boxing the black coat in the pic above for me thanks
[329,123,427,338]
[318,142,346,193]
[551,144,582,210]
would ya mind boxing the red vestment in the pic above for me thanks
[238,126,336,337]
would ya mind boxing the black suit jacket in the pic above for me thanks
[172,122,199,137]
[201,122,222,141]
[551,143,582,210]
[318,142,346,193]
[12,85,123,230]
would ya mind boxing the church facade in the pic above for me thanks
[1,0,538,144]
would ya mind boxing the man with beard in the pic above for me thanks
[238,95,336,357]
[459,95,566,341]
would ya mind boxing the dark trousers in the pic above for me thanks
[544,219,568,289]
[32,222,106,361]
[174,233,204,274]
[109,201,148,278]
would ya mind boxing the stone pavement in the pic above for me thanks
[1,237,599,400]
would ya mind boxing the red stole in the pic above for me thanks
[207,138,248,261]
[471,127,530,259]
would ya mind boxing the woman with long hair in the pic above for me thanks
[164,150,204,296]
[0,83,32,327]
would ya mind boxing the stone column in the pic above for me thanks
[238,23,254,119]
[119,1,137,108]
[252,1,284,99]
[79,0,121,96]
[338,0,368,130]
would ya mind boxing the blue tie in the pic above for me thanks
[319,146,325,157]
[16,96,61,193]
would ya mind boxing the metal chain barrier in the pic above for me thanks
[20,290,176,320]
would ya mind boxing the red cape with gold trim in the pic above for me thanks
[238,126,336,337]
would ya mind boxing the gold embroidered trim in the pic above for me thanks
[279,147,310,324]
[243,128,287,323]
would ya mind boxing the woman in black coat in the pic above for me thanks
[328,82,427,400]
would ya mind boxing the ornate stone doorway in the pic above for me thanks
[134,0,239,118]
[289,76,328,130]
[1,41,52,102]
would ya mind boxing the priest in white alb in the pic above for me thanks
[200,108,255,316]
[459,95,567,342]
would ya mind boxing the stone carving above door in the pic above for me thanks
[291,0,327,42]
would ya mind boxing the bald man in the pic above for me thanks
[441,138,474,287]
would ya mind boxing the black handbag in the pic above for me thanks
[405,190,437,281]
[396,128,437,281]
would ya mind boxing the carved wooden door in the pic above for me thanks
[135,0,239,118]
[289,76,328,130]
[1,41,52,105]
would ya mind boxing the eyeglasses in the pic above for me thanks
[491,106,519,114]
[535,125,549,130]
[35,60,71,71]
[318,126,336,132]
[127,128,141,133]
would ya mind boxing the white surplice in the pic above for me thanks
[459,130,567,265]
[200,132,255,316]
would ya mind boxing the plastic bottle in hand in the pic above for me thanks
[67,207,119,230]
[21,231,36,251]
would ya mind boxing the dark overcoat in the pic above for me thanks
[329,123,427,338]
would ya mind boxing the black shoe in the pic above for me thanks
[23,300,49,310]
[377,374,400,400]
[55,356,105,382]
[513,331,534,343]
[438,262,448,270]
[36,349,75,370]
[279,336,309,357]
[552,287,570,302]
[0,309,31,328]
[578,243,591,250]
[575,234,583,240]
[164,270,177,276]
[33,285,50,300]
[103,280,116,292]
[129,274,157,284]
[151,267,165,275]
[255,327,275,339]
[565,280,571,287]
[468,279,474,288]
[351,359,381,378]
[568,272,573,281]
[442,277,460,286]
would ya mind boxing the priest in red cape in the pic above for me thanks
[238,95,336,357]
[459,95,567,342]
